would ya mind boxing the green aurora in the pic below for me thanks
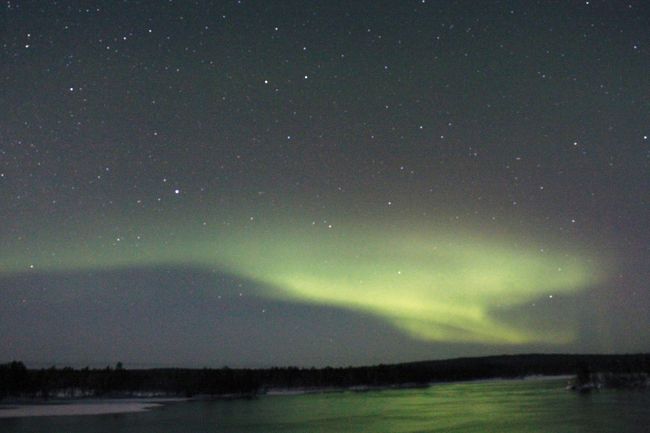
[1,211,602,345]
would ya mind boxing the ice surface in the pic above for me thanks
[0,399,180,418]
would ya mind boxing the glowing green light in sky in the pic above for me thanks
[209,221,598,344]
[1,213,601,345]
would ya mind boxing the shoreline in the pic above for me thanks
[0,375,575,418]
[3,354,647,410]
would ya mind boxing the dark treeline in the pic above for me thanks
[1,354,649,400]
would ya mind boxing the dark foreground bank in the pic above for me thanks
[1,353,649,400]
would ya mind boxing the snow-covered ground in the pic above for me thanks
[0,398,183,418]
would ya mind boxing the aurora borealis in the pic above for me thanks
[1,1,648,367]
[1,211,601,345]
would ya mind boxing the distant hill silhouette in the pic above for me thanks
[1,354,649,399]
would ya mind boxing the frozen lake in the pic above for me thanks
[1,379,649,432]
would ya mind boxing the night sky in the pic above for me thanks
[1,1,648,368]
